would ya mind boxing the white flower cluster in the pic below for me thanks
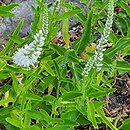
[42,6,48,37]
[82,0,114,77]
[13,7,48,69]
[13,30,45,68]
[94,0,114,71]
[82,58,95,77]
[94,43,107,72]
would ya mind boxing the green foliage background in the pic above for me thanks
[0,0,130,130]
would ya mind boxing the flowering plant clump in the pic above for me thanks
[13,6,48,68]
[82,0,114,77]
[1,0,130,130]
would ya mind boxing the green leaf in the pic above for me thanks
[11,73,20,94]
[115,17,127,35]
[105,38,130,58]
[24,102,31,126]
[116,60,130,73]
[50,118,64,124]
[0,9,14,17]
[4,123,17,130]
[49,44,66,56]
[0,3,18,11]
[109,32,118,44]
[5,65,21,73]
[93,101,106,110]
[62,91,82,101]
[68,50,80,63]
[56,9,82,21]
[62,16,70,48]
[54,60,61,79]
[0,107,13,116]
[40,109,50,122]
[61,78,74,85]
[0,71,10,80]
[50,118,79,127]
[87,101,98,129]
[43,64,55,77]
[63,119,79,126]
[76,114,90,125]
[48,126,71,130]
[27,92,42,101]
[119,118,130,130]
[0,3,18,17]
[38,76,55,91]
[0,98,14,106]
[24,125,41,130]
[74,11,86,25]
[62,110,80,121]
[9,35,25,45]
[96,108,118,130]
[42,95,56,102]
[31,8,40,34]
[26,110,48,122]
[74,10,93,53]
[0,60,6,70]
[88,87,116,98]
[6,117,22,129]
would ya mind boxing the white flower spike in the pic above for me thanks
[82,0,114,77]
[94,0,114,72]
[13,30,45,68]
[13,6,49,69]
[42,6,49,37]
